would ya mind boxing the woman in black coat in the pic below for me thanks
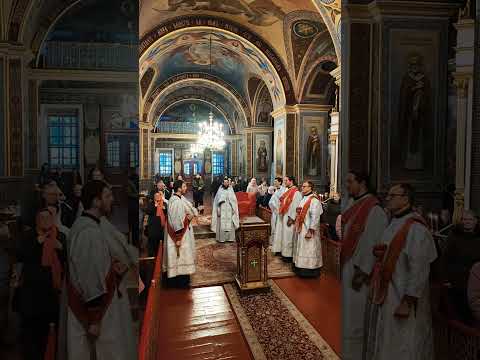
[14,208,66,360]
[145,192,167,257]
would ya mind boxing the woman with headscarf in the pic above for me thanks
[14,207,66,360]
[246,178,259,194]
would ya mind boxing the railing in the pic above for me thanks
[155,121,199,134]
[41,41,138,71]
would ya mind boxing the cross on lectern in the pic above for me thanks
[250,259,258,268]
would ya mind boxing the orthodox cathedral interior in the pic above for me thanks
[0,0,479,359]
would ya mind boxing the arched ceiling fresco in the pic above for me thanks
[140,0,320,63]
[159,100,228,128]
[140,28,286,109]
[145,75,250,128]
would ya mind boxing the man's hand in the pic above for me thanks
[112,260,128,275]
[305,229,314,239]
[351,269,367,291]
[87,323,101,338]
[187,214,194,221]
[394,300,411,318]
[287,217,294,227]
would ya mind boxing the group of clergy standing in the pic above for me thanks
[340,171,437,360]
[268,176,324,277]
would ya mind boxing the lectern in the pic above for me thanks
[235,216,270,293]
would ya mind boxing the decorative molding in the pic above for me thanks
[28,69,137,83]
[7,58,23,176]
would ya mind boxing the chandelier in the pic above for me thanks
[190,34,226,154]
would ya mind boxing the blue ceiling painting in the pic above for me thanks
[158,101,227,127]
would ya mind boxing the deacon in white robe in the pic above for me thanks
[58,181,135,360]
[366,184,437,360]
[269,178,284,253]
[293,181,323,277]
[275,176,302,261]
[211,178,240,243]
[341,195,387,360]
[162,181,197,286]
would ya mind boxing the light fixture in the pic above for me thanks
[190,33,226,154]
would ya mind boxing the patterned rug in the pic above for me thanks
[224,282,339,360]
[191,238,295,287]
[192,214,212,226]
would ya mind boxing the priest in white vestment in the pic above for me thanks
[211,177,240,243]
[58,180,136,360]
[366,184,437,360]
[163,180,197,287]
[274,176,302,262]
[340,172,388,360]
[293,181,323,277]
[268,177,284,251]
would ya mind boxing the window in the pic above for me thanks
[184,162,191,176]
[159,152,173,176]
[129,141,138,168]
[48,114,79,168]
[212,152,224,176]
[107,139,120,167]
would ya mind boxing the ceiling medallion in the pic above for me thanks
[293,21,319,39]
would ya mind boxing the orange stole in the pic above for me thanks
[279,187,299,215]
[372,216,427,305]
[154,193,166,226]
[295,195,318,233]
[67,264,118,329]
[166,216,191,254]
[340,196,379,266]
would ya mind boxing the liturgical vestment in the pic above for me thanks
[341,194,387,360]
[269,186,285,252]
[293,193,323,269]
[162,194,197,278]
[211,186,240,243]
[367,211,437,360]
[275,186,302,258]
[59,214,136,360]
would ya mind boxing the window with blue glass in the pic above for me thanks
[159,152,173,176]
[48,114,79,168]
[107,139,120,167]
[212,152,224,176]
[129,141,138,168]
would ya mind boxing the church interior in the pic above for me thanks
[0,0,479,359]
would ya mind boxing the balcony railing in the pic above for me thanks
[41,41,138,71]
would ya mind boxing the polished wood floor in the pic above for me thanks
[147,286,253,360]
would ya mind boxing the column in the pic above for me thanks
[139,122,153,181]
[471,0,480,209]
[329,111,339,198]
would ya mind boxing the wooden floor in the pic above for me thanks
[142,276,341,359]
[146,286,253,360]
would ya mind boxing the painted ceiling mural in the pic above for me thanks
[140,29,285,109]
[140,0,318,62]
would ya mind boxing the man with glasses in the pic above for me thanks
[341,171,388,360]
[292,181,323,277]
[365,183,437,360]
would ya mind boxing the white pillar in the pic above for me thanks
[329,111,339,198]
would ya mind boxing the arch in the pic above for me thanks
[139,15,296,107]
[311,0,341,61]
[143,73,251,127]
[156,98,235,135]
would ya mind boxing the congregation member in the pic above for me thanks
[468,262,480,327]
[293,181,323,277]
[365,183,437,360]
[163,180,198,288]
[59,180,136,360]
[145,190,167,257]
[150,179,171,201]
[246,178,259,194]
[442,209,480,323]
[275,176,302,262]
[269,177,284,253]
[211,177,240,243]
[192,174,205,211]
[14,208,66,360]
[258,178,268,197]
[40,183,75,234]
[340,171,387,360]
